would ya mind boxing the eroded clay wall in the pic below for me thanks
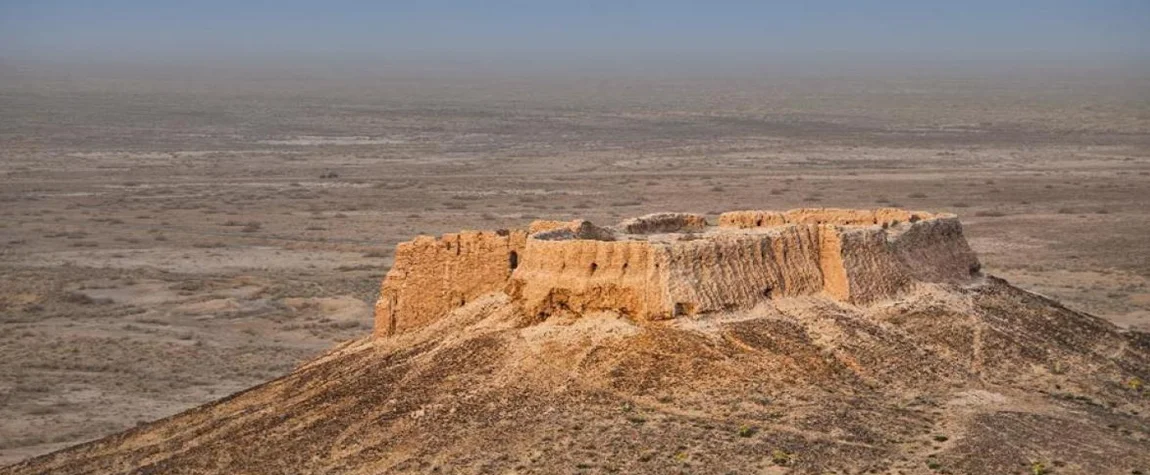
[718,210,787,228]
[617,213,708,235]
[373,230,527,337]
[834,227,914,304]
[889,216,980,283]
[373,209,982,338]
[817,217,978,304]
[660,226,826,316]
[508,239,665,320]
[719,208,936,228]
[818,224,851,301]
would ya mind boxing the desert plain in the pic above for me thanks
[0,60,1148,466]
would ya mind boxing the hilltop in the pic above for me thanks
[5,209,1149,474]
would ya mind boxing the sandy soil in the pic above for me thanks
[1,61,1148,466]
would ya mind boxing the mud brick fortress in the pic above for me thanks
[373,209,981,338]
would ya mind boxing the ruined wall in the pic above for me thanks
[834,226,914,304]
[373,230,527,337]
[718,210,787,228]
[508,239,664,320]
[661,227,825,316]
[373,209,982,338]
[719,208,934,227]
[530,220,616,242]
[715,209,972,304]
[818,224,851,301]
[889,216,980,283]
[618,212,708,234]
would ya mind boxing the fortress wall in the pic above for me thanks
[528,220,573,234]
[372,209,981,338]
[617,212,708,234]
[817,216,976,304]
[661,226,826,316]
[889,216,981,283]
[373,230,527,337]
[531,220,616,241]
[818,225,851,300]
[834,227,914,304]
[718,210,786,228]
[719,208,936,228]
[873,208,933,224]
[509,239,665,320]
[785,208,887,225]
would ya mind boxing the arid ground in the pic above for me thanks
[1,60,1148,466]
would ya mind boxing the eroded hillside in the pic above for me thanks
[5,210,1149,474]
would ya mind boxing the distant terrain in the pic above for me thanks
[1,60,1148,466]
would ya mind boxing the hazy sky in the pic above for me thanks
[1,1,1147,62]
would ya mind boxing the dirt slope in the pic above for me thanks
[4,276,1148,474]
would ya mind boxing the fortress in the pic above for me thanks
[373,208,981,338]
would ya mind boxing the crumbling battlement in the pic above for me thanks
[617,212,708,235]
[373,209,980,338]
[374,230,528,336]
[718,208,935,228]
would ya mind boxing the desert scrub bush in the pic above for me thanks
[170,280,204,292]
[770,449,793,465]
[974,210,1007,217]
[1128,376,1144,391]
[337,264,376,272]
[625,414,647,424]
[737,425,756,437]
[327,319,364,330]
[62,292,111,305]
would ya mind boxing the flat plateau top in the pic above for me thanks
[529,208,950,243]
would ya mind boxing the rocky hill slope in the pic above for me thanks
[5,210,1149,474]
